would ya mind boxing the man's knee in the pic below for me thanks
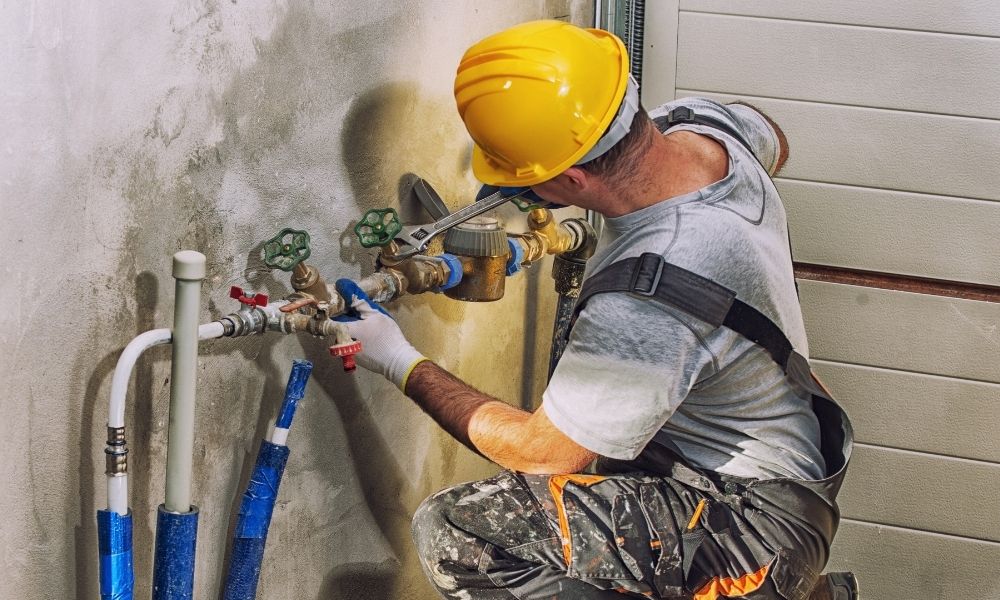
[411,487,454,555]
[411,473,555,568]
[411,482,489,569]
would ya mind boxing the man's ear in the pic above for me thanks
[558,166,590,191]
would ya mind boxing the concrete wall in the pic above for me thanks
[0,2,592,598]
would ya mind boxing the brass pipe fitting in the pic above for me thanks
[384,255,451,296]
[511,209,598,267]
[527,208,577,255]
[272,312,340,336]
[448,254,507,302]
[290,262,332,302]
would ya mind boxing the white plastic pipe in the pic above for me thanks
[107,474,129,516]
[164,251,206,514]
[109,328,173,429]
[108,323,226,429]
[106,322,225,515]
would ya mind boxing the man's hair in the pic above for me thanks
[577,105,654,182]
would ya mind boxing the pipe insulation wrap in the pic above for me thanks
[274,359,313,429]
[221,441,290,600]
[97,509,134,600]
[151,506,199,600]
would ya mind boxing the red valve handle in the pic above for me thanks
[229,286,269,308]
[329,340,363,372]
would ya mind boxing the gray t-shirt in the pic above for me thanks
[542,97,826,481]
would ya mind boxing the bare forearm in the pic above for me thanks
[403,361,595,473]
[403,360,509,454]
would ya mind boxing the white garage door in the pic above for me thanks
[642,2,1000,598]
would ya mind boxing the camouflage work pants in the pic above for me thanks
[412,470,817,600]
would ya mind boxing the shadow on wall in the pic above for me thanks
[338,80,473,271]
[303,82,472,600]
[70,2,497,597]
[74,268,178,600]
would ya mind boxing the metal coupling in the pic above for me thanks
[306,316,338,337]
[360,270,402,304]
[105,426,128,475]
[220,307,268,337]
[269,312,339,337]
[558,218,598,261]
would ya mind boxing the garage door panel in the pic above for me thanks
[814,361,1000,463]
[680,0,1000,37]
[677,12,1000,119]
[839,446,1000,541]
[779,181,1000,287]
[797,281,1000,383]
[676,91,1000,203]
[829,521,1000,600]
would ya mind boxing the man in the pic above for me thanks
[336,20,857,600]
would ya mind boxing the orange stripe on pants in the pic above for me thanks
[547,474,608,565]
[693,562,770,600]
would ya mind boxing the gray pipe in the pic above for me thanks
[164,251,206,513]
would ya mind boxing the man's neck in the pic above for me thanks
[599,130,729,218]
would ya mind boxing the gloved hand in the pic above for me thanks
[476,185,565,209]
[334,278,427,390]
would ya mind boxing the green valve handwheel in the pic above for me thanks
[355,208,402,248]
[262,228,311,271]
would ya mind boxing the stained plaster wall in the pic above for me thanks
[0,1,592,598]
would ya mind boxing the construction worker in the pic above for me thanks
[336,20,858,600]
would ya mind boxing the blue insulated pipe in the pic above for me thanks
[222,359,313,600]
[97,509,134,600]
[274,359,313,431]
[151,505,199,600]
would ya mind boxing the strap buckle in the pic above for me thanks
[629,252,664,297]
[666,106,697,126]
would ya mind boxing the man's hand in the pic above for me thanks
[334,279,427,389]
[476,184,565,210]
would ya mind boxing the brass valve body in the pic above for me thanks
[446,255,508,302]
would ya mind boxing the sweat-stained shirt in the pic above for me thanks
[541,97,826,481]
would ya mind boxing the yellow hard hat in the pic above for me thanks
[455,20,636,187]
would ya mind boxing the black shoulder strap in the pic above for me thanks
[574,252,826,398]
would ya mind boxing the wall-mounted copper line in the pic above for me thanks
[794,262,1000,304]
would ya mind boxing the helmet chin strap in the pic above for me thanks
[575,75,641,165]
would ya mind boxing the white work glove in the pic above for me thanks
[334,278,427,390]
